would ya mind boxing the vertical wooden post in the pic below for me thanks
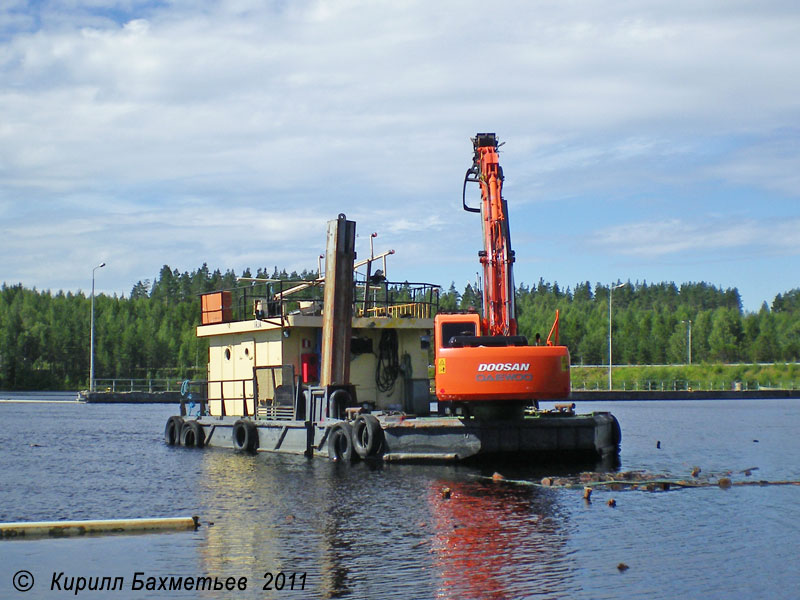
[320,214,356,387]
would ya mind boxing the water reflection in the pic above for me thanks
[317,466,356,598]
[197,452,282,576]
[192,450,581,599]
[428,479,574,600]
[195,451,363,599]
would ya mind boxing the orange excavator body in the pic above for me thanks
[434,134,570,405]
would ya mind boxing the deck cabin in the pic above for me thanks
[196,278,439,419]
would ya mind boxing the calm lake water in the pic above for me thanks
[1,393,798,599]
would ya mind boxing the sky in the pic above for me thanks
[1,0,798,312]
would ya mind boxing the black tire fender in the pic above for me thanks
[610,414,622,447]
[164,416,184,446]
[327,422,356,462]
[180,420,205,448]
[232,419,259,452]
[352,414,384,458]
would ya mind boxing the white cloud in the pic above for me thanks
[591,217,800,259]
[706,135,800,196]
[1,0,799,309]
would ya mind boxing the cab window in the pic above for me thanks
[441,322,476,347]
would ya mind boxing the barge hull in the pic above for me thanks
[380,412,619,460]
[177,412,620,463]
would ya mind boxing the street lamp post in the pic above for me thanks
[682,319,693,365]
[90,262,106,392]
[608,282,625,391]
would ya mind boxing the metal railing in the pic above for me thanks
[358,301,433,319]
[573,380,799,391]
[94,378,178,393]
[200,279,440,326]
[207,378,255,417]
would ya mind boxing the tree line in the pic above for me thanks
[439,279,800,366]
[0,264,315,390]
[1,265,798,390]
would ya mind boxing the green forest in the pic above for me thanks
[1,264,799,390]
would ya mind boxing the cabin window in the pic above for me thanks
[224,348,231,360]
[351,336,373,355]
[441,322,476,348]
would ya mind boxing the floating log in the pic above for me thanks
[0,516,199,540]
[471,471,800,491]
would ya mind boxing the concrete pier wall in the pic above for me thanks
[79,391,181,403]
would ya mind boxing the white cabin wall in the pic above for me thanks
[254,329,283,368]
[202,318,433,416]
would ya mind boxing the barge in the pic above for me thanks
[164,212,620,463]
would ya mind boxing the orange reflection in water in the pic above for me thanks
[428,480,569,600]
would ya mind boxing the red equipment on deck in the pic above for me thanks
[434,134,570,409]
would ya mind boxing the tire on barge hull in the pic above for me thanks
[164,416,184,446]
[180,420,205,448]
[352,414,384,458]
[328,422,356,462]
[232,419,259,453]
[610,414,622,448]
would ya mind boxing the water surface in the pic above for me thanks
[1,396,797,599]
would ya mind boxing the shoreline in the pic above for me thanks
[570,389,800,401]
[3,389,799,404]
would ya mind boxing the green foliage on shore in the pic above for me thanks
[1,269,799,390]
[440,280,800,366]
[0,264,314,390]
[571,363,800,391]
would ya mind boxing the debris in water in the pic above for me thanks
[656,440,661,449]
[607,498,617,507]
[441,487,452,499]
[617,563,629,572]
[471,469,800,493]
[492,472,505,482]
[583,487,592,501]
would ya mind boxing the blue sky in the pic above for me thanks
[1,1,798,311]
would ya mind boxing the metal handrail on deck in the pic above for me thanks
[207,378,255,417]
[200,279,440,326]
[358,302,432,319]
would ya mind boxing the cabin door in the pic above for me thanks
[234,339,256,415]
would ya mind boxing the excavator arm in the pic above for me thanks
[463,133,517,337]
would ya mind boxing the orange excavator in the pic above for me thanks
[434,133,570,414]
